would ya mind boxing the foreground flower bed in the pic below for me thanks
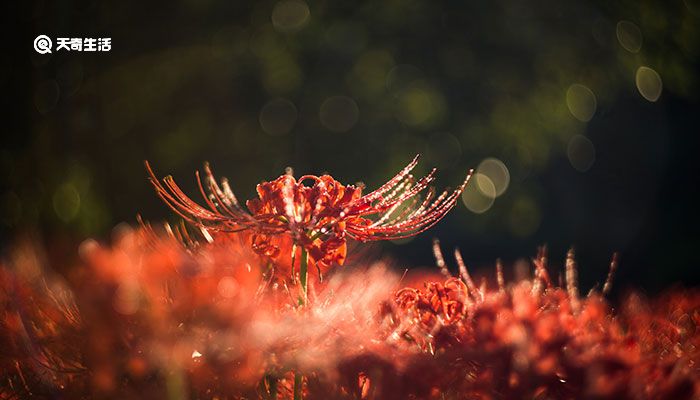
[1,228,698,399]
[2,159,698,399]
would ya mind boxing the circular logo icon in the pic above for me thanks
[34,35,52,54]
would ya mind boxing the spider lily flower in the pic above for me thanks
[145,155,473,272]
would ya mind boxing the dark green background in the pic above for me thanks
[3,0,699,295]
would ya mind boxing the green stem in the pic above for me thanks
[291,244,297,282]
[299,247,308,305]
[294,371,303,400]
[263,374,277,400]
[293,247,309,399]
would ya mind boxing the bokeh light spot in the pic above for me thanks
[259,98,298,136]
[319,96,360,132]
[52,183,81,222]
[635,66,663,102]
[567,135,596,172]
[462,173,496,214]
[566,84,597,122]
[113,283,140,315]
[78,238,99,260]
[476,158,510,197]
[218,277,239,299]
[349,50,395,98]
[395,83,446,127]
[616,20,643,53]
[271,0,310,33]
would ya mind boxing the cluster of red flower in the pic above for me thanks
[1,159,698,399]
[145,155,470,279]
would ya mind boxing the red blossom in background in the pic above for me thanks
[145,155,472,272]
[2,232,699,400]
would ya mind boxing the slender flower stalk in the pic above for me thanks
[294,371,303,400]
[299,247,308,305]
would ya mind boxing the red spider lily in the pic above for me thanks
[4,233,699,400]
[145,156,473,271]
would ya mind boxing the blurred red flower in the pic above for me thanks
[2,232,699,399]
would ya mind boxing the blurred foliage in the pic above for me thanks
[2,0,699,289]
